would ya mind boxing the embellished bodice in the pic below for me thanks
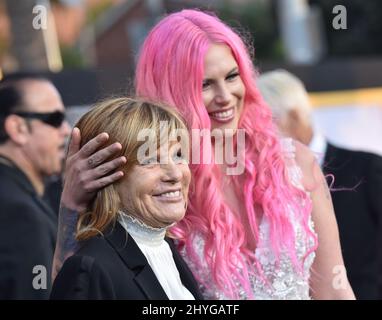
[179,138,317,300]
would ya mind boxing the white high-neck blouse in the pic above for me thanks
[118,212,195,300]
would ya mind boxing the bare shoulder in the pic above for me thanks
[292,140,322,192]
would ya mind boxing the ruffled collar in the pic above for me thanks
[118,211,168,247]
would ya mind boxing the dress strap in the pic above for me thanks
[280,137,296,159]
[280,138,305,191]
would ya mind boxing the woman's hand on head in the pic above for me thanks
[60,127,126,211]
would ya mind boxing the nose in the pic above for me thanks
[214,83,231,106]
[60,120,71,137]
[162,161,183,184]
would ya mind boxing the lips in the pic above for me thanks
[153,189,183,202]
[156,190,181,198]
[208,107,235,123]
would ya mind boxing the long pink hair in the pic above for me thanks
[135,9,317,299]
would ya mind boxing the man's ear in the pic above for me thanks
[4,115,30,145]
[280,108,304,140]
[288,108,302,125]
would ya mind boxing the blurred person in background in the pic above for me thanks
[0,73,70,299]
[258,69,382,299]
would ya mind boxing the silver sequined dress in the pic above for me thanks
[179,138,317,300]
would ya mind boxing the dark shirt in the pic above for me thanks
[324,143,382,299]
[0,156,57,299]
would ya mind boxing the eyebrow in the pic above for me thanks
[227,67,239,74]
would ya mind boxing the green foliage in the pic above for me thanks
[87,0,114,24]
[217,0,284,60]
[61,45,85,68]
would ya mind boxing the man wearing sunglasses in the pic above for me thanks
[0,73,71,299]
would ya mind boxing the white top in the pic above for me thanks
[179,138,317,300]
[118,212,195,300]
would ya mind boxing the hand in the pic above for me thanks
[60,127,126,211]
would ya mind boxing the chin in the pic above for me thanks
[211,125,239,140]
[164,210,186,225]
[170,212,186,223]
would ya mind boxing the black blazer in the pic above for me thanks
[0,159,57,299]
[323,143,382,299]
[50,222,203,300]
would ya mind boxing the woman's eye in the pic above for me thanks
[141,157,158,166]
[173,150,187,163]
[226,72,239,81]
[202,80,211,90]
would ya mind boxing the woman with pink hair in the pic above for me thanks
[53,9,354,299]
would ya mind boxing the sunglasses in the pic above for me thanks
[13,111,66,128]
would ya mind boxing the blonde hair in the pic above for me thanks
[75,97,188,241]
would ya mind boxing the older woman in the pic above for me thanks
[50,97,202,300]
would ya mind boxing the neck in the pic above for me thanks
[118,211,168,246]
[0,146,44,196]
